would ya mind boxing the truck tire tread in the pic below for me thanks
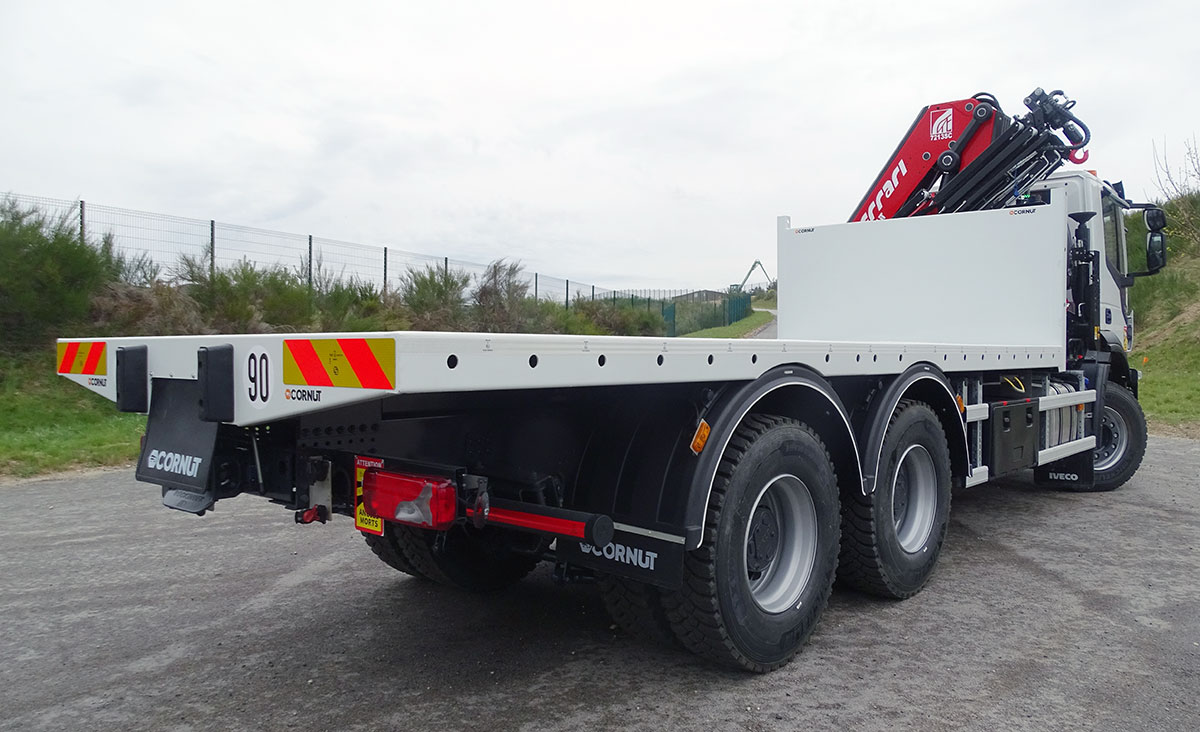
[363,525,426,579]
[395,524,539,593]
[660,413,839,673]
[838,399,951,599]
[599,575,678,647]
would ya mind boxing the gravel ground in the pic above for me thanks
[1,437,1197,731]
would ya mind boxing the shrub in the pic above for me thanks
[399,264,471,331]
[0,199,109,348]
[472,259,530,333]
[90,281,207,336]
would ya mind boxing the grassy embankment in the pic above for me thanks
[1126,193,1200,433]
[751,290,777,309]
[0,351,145,478]
[681,309,773,338]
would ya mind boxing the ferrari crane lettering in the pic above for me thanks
[861,159,909,221]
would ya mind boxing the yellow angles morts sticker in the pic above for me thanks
[354,455,385,536]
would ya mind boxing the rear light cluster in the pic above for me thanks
[361,469,456,530]
[356,461,613,546]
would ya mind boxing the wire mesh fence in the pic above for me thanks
[3,192,759,335]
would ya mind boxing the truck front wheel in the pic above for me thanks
[838,400,951,599]
[1090,383,1147,492]
[661,414,840,672]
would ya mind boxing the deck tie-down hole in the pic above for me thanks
[529,354,538,368]
[447,354,458,369]
[656,354,664,366]
[597,354,606,367]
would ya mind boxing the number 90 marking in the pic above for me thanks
[247,349,270,407]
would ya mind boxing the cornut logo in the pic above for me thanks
[284,388,322,402]
[1008,208,1037,215]
[145,449,204,478]
[579,541,658,570]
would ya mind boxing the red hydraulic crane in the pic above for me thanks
[850,88,1091,222]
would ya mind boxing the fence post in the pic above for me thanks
[591,285,595,301]
[444,256,449,277]
[307,235,313,292]
[534,273,538,300]
[79,200,86,244]
[565,279,569,309]
[209,220,216,282]
[383,246,388,295]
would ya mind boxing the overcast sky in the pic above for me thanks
[3,1,1198,290]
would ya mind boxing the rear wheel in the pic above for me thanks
[839,400,951,599]
[1090,383,1147,492]
[364,523,539,592]
[660,414,840,673]
[599,576,677,647]
[363,524,426,579]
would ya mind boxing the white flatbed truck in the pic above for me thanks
[56,90,1169,671]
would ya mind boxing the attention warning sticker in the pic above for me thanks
[283,338,395,390]
[354,455,385,536]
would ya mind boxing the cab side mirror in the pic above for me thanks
[1144,207,1167,232]
[1146,231,1167,272]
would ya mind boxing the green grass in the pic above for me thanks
[1132,318,1200,425]
[752,291,777,308]
[0,351,144,478]
[678,309,773,339]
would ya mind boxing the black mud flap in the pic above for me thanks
[1034,447,1095,490]
[135,378,220,514]
[556,528,685,589]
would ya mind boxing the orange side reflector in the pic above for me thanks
[955,394,965,413]
[690,419,711,455]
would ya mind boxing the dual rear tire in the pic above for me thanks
[603,404,953,670]
[839,400,953,598]
[364,523,539,592]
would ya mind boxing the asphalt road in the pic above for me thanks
[751,308,777,339]
[2,437,1198,732]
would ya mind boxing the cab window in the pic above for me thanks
[1102,196,1127,274]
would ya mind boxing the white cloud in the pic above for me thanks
[2,0,1197,289]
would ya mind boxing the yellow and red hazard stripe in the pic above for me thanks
[282,338,395,390]
[57,341,107,375]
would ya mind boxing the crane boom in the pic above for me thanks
[850,88,1090,223]
[731,259,773,292]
